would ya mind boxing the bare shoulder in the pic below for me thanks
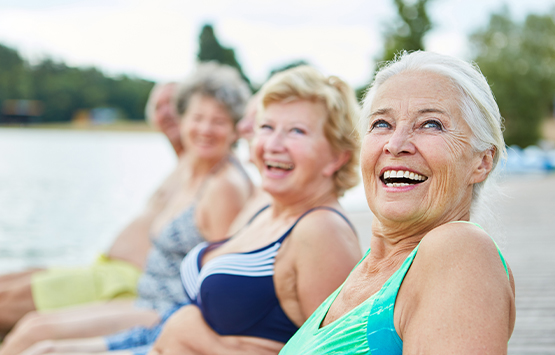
[406,222,513,315]
[202,162,251,203]
[145,164,184,209]
[417,222,505,272]
[289,207,361,259]
[398,224,515,351]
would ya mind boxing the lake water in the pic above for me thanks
[0,128,176,273]
[0,127,371,274]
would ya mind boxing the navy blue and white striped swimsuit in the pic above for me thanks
[180,206,356,344]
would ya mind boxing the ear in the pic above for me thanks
[323,150,352,177]
[470,147,495,184]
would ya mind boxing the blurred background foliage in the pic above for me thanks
[0,1,554,147]
[0,44,154,122]
[470,9,555,146]
[198,24,252,89]
[379,0,433,63]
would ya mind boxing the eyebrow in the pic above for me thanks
[418,108,447,115]
[369,108,391,117]
[369,108,447,116]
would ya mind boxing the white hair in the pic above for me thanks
[361,51,507,237]
[175,62,251,124]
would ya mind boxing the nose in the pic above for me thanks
[264,130,286,152]
[384,126,415,156]
[197,119,215,135]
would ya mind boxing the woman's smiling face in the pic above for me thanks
[180,93,237,162]
[361,71,491,228]
[253,99,339,202]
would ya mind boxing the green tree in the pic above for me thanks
[355,0,433,102]
[268,60,309,79]
[0,42,154,123]
[470,9,555,147]
[379,0,433,63]
[197,24,251,88]
[0,44,32,101]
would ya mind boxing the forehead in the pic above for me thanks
[263,99,327,125]
[372,71,461,113]
[155,85,175,103]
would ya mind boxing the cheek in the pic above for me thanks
[251,136,266,168]
[217,126,236,143]
[425,136,475,198]
[360,136,381,175]
[179,120,191,138]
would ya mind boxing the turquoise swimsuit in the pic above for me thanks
[280,222,509,354]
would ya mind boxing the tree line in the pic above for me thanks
[0,45,154,123]
[1,1,554,147]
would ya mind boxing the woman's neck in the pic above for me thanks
[269,189,340,221]
[178,152,229,180]
[368,206,472,262]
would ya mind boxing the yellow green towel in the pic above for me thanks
[31,254,142,311]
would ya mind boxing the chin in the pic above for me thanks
[260,182,288,198]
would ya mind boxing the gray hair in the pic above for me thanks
[362,51,506,200]
[175,62,251,124]
[361,51,507,235]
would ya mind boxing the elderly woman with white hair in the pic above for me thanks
[281,51,516,354]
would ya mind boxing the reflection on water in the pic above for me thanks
[0,128,176,273]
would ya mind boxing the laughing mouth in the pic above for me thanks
[381,170,428,187]
[265,161,295,171]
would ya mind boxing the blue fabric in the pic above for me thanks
[181,206,355,344]
[105,303,186,353]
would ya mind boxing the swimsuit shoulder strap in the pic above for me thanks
[276,206,357,244]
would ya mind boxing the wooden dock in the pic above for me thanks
[347,173,555,354]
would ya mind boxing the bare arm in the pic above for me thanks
[398,223,516,354]
[288,209,362,322]
[19,337,107,355]
[148,306,283,355]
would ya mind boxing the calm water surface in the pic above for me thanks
[0,128,176,273]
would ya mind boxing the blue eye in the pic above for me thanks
[259,124,273,130]
[291,127,305,134]
[422,120,443,130]
[370,119,391,130]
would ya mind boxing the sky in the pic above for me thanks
[0,0,554,89]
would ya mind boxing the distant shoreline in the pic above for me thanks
[0,121,156,133]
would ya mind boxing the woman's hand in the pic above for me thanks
[148,306,283,355]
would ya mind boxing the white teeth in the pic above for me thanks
[266,161,294,170]
[382,170,427,182]
[386,183,410,187]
